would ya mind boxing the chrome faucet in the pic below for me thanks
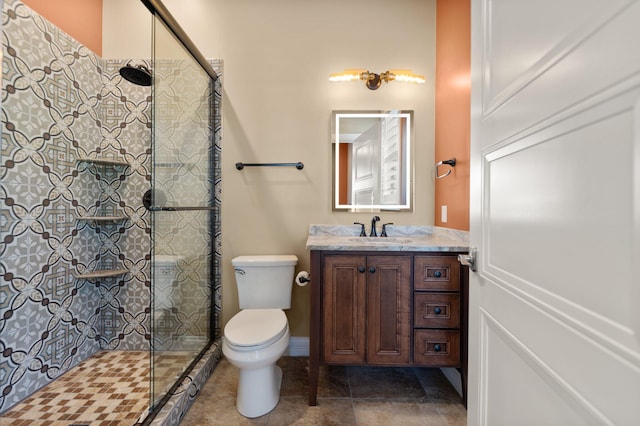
[370,216,380,237]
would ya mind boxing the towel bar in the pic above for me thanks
[235,162,304,170]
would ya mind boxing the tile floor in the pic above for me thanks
[181,357,467,425]
[1,351,150,425]
[1,350,195,426]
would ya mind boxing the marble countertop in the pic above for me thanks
[305,224,469,252]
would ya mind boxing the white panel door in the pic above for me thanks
[468,1,640,425]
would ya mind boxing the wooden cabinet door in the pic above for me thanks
[322,255,366,363]
[366,256,411,364]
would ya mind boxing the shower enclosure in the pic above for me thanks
[0,0,221,422]
[143,0,221,412]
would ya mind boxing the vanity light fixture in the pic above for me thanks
[329,69,425,90]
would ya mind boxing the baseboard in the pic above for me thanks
[440,367,463,397]
[286,336,309,357]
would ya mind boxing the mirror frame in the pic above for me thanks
[332,110,414,212]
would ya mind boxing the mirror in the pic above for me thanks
[332,110,413,211]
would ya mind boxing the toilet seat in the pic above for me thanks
[224,309,288,350]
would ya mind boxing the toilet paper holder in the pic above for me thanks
[295,271,311,286]
[298,274,311,284]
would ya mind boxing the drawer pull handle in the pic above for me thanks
[358,266,366,273]
[434,271,442,278]
[369,267,376,273]
[434,344,442,352]
[434,307,442,315]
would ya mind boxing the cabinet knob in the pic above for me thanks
[358,266,366,273]
[434,307,442,315]
[369,267,376,273]
[434,344,442,352]
[434,271,442,278]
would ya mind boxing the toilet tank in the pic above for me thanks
[232,255,298,309]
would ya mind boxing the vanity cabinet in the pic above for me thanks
[322,254,411,365]
[309,250,468,406]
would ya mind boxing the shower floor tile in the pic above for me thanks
[1,350,150,426]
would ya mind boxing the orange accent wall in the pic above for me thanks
[435,0,470,231]
[22,0,102,56]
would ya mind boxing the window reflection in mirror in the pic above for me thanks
[332,110,413,211]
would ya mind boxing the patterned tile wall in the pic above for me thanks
[0,0,222,414]
[1,0,108,412]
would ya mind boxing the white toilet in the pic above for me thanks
[222,254,298,418]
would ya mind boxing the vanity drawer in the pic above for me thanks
[413,330,460,366]
[414,293,460,328]
[414,256,460,291]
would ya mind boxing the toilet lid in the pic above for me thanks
[224,309,288,348]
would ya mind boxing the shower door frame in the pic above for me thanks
[140,0,219,422]
[141,0,218,81]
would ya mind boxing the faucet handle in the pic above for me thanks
[353,222,366,237]
[381,223,394,237]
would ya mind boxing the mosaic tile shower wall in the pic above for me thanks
[0,0,150,412]
[0,0,223,414]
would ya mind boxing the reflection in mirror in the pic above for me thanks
[332,111,413,211]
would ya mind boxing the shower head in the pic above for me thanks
[119,63,152,86]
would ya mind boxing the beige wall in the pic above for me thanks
[103,0,437,337]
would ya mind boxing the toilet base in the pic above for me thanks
[237,363,283,418]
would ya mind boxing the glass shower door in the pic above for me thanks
[149,13,214,408]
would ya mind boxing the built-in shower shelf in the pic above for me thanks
[77,157,130,167]
[76,215,130,222]
[73,268,129,280]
